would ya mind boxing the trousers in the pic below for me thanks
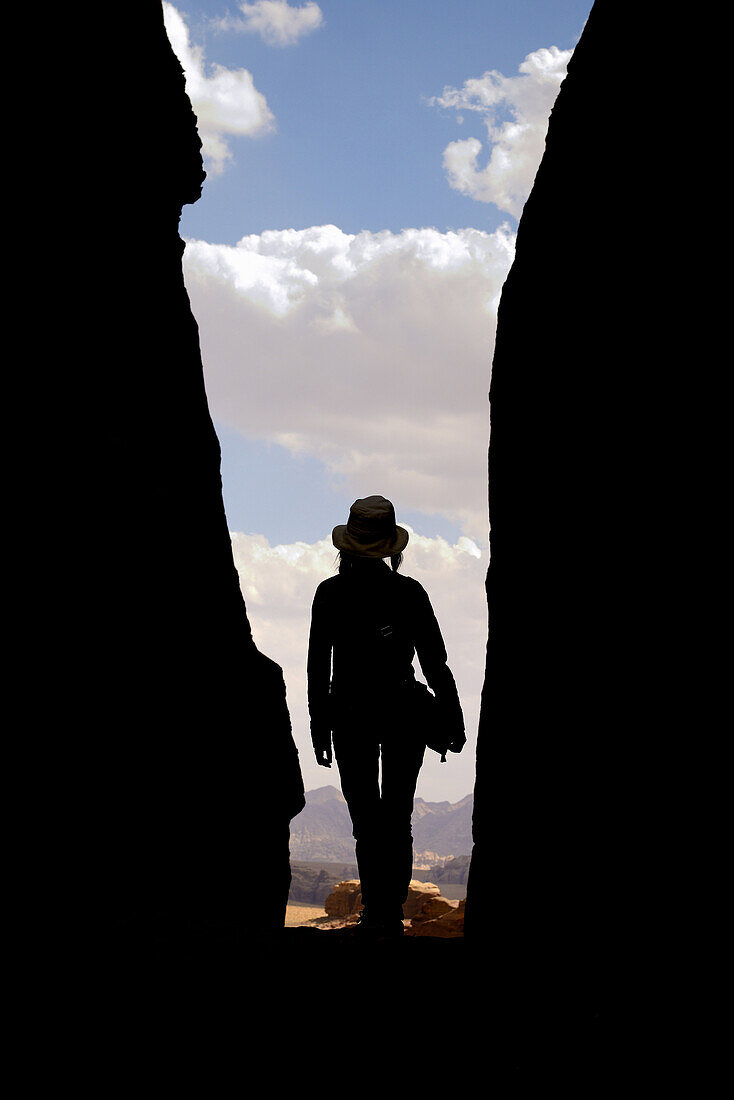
[333,719,425,920]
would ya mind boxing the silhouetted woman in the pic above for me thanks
[307,495,465,936]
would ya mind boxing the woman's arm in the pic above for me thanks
[307,582,334,767]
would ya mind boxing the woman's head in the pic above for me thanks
[337,549,403,574]
[331,495,408,560]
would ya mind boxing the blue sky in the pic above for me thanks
[169,0,590,547]
[163,0,592,799]
[177,0,590,240]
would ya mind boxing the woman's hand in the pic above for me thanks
[311,728,333,767]
[315,746,333,768]
[447,730,466,754]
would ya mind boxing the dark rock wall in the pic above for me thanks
[466,0,678,1003]
[66,3,304,930]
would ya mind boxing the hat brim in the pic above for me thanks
[332,523,409,558]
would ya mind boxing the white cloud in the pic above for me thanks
[182,223,517,543]
[216,1,324,47]
[429,46,572,217]
[163,3,274,175]
[230,529,486,802]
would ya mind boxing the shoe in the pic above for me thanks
[353,908,379,935]
[353,907,405,939]
[378,918,405,938]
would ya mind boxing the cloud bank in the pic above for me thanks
[182,223,517,543]
[429,46,572,217]
[163,3,274,174]
[216,1,324,46]
[230,528,486,801]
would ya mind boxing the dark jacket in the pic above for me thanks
[307,563,464,751]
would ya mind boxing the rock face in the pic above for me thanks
[467,0,686,999]
[59,4,305,934]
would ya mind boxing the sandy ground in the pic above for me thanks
[285,903,329,928]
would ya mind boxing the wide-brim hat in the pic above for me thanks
[332,495,409,558]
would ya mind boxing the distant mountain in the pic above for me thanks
[288,786,355,862]
[412,794,474,860]
[289,786,473,864]
[301,786,346,807]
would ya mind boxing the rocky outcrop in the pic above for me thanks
[320,880,463,937]
[324,880,363,919]
[408,899,465,939]
[402,880,443,919]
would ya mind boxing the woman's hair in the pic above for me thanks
[337,550,403,574]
